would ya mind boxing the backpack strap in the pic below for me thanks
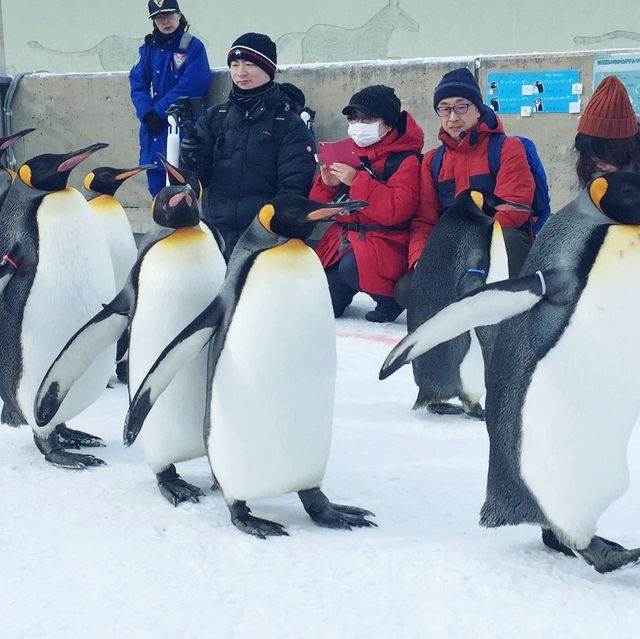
[178,31,193,52]
[487,134,506,177]
[429,143,446,185]
[381,151,418,182]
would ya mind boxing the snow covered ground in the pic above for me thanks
[2,293,640,639]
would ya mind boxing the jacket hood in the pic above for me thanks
[354,111,425,163]
[438,106,505,150]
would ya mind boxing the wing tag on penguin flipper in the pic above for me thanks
[34,290,133,427]
[124,298,224,447]
[380,269,567,380]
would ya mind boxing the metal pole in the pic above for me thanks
[0,1,6,77]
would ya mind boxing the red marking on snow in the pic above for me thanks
[336,331,400,346]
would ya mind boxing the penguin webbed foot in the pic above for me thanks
[34,432,106,469]
[462,402,485,420]
[156,465,205,506]
[542,528,576,557]
[298,488,376,530]
[576,536,640,574]
[427,402,464,416]
[56,424,105,448]
[228,501,289,539]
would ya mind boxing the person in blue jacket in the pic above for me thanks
[129,0,212,196]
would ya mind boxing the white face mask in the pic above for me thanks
[347,121,382,148]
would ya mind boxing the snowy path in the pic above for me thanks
[2,294,639,639]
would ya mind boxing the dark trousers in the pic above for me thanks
[325,250,401,318]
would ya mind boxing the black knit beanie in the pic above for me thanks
[433,68,484,112]
[342,85,402,127]
[148,0,180,18]
[227,33,277,80]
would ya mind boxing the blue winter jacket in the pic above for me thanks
[129,26,212,194]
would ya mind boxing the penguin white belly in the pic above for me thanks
[459,223,509,405]
[520,226,640,547]
[90,196,137,289]
[459,331,484,405]
[209,241,336,502]
[18,189,116,431]
[129,228,225,474]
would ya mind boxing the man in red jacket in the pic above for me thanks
[396,68,534,306]
[311,85,424,322]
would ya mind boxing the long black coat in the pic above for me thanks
[187,84,316,257]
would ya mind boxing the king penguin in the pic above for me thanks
[83,164,154,291]
[0,142,116,467]
[36,182,226,503]
[123,194,376,538]
[408,189,527,418]
[380,175,640,573]
[83,163,155,382]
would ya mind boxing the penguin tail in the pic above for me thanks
[380,269,568,380]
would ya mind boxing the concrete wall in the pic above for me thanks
[6,49,640,232]
[4,0,640,72]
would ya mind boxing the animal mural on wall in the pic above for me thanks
[574,30,640,46]
[28,36,141,72]
[276,0,420,64]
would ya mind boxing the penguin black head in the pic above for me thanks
[257,194,369,240]
[588,171,640,224]
[18,142,108,192]
[152,184,200,229]
[0,128,35,161]
[464,189,533,217]
[158,154,203,201]
[84,164,155,196]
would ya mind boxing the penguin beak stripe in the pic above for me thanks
[307,207,350,221]
[163,163,186,184]
[115,169,143,181]
[168,192,193,208]
[57,152,92,173]
[590,177,609,212]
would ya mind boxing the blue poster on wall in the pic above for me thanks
[593,55,640,115]
[486,70,582,115]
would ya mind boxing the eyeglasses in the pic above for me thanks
[435,103,473,117]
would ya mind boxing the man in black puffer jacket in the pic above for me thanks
[180,32,316,258]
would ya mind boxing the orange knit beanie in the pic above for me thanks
[578,75,638,139]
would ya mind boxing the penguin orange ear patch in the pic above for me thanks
[18,164,32,187]
[470,191,484,209]
[83,172,95,191]
[589,177,609,212]
[258,204,276,233]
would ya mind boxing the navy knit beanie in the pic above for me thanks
[227,33,277,80]
[148,0,180,18]
[342,85,402,127]
[433,68,484,112]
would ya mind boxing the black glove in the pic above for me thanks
[143,110,166,135]
[180,135,203,166]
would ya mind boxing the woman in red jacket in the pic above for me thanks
[311,85,424,322]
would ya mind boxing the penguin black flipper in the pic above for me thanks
[380,269,572,380]
[124,297,225,446]
[35,282,135,427]
[200,219,226,258]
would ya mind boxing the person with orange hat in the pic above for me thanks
[575,75,640,187]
